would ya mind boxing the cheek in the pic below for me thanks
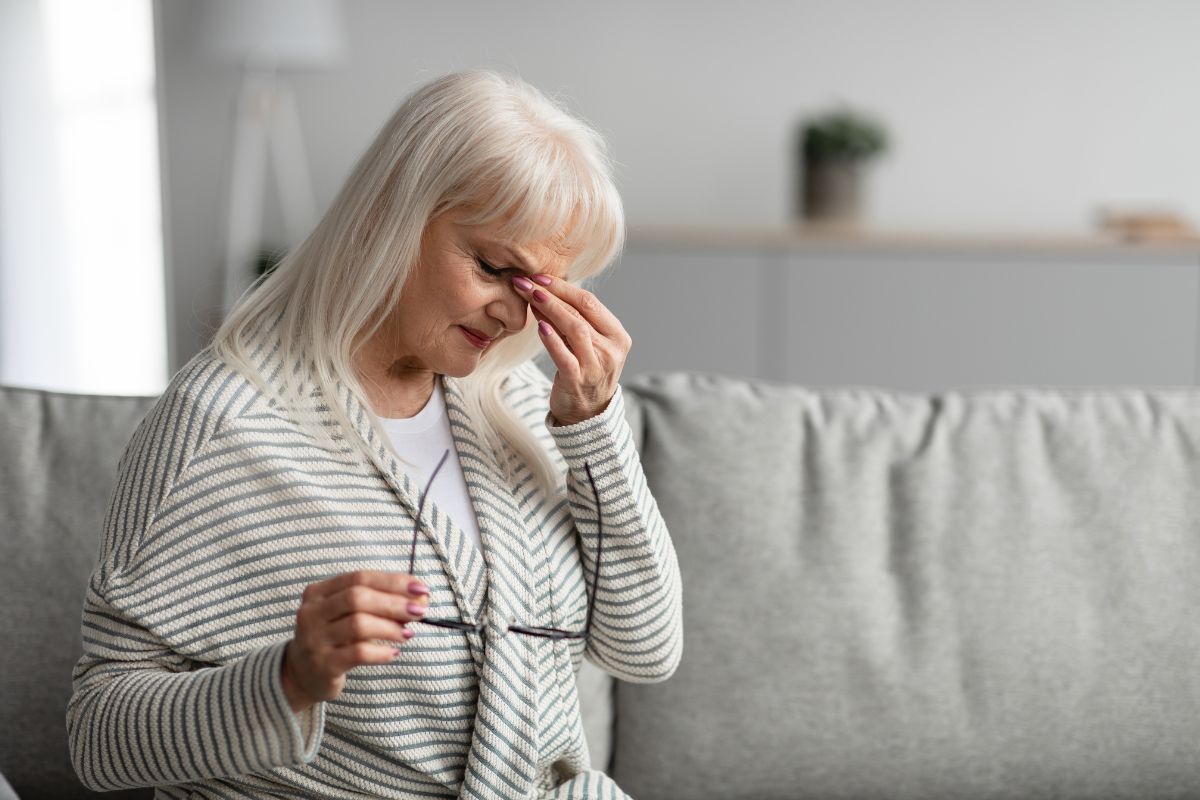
[464,283,506,311]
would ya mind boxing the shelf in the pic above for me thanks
[625,223,1200,257]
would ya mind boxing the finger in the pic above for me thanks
[537,316,580,372]
[326,611,416,648]
[513,277,599,349]
[522,275,627,340]
[530,298,596,363]
[329,640,407,673]
[304,569,429,603]
[319,584,429,625]
[530,306,572,354]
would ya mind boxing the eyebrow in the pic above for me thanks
[489,243,538,275]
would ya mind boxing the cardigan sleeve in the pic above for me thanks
[546,383,684,683]
[67,617,323,790]
[66,379,325,791]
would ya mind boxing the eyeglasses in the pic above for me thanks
[406,448,601,640]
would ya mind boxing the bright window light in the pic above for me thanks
[0,0,166,395]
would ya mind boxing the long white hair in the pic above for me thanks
[211,69,625,496]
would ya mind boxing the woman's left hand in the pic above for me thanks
[512,274,632,427]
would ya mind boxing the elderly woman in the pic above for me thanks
[67,70,682,800]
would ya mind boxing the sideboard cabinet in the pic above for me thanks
[572,227,1200,392]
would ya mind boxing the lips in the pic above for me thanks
[463,326,492,342]
[460,326,493,347]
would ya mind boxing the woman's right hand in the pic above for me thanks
[281,570,430,713]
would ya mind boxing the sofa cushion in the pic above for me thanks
[614,372,1200,800]
[0,385,156,799]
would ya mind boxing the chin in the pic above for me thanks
[445,352,485,379]
[444,364,476,379]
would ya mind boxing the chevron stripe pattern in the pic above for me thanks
[67,317,683,799]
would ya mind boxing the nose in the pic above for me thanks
[487,287,531,335]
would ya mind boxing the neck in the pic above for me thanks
[354,350,438,420]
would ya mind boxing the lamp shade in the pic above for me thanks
[195,0,345,70]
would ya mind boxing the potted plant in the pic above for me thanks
[796,106,888,225]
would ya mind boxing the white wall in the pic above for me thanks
[157,0,1200,368]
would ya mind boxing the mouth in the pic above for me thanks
[459,326,493,348]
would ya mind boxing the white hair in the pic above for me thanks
[211,69,626,496]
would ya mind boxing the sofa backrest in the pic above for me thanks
[0,385,156,799]
[11,374,1200,799]
[612,372,1200,799]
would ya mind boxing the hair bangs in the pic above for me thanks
[463,140,622,282]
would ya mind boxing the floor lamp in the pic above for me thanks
[196,0,345,313]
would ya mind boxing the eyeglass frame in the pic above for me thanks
[406,448,601,640]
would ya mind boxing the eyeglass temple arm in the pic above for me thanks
[583,461,601,636]
[409,448,453,576]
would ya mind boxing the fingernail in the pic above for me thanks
[532,289,548,303]
[407,602,427,617]
[531,274,553,286]
[401,629,415,640]
[392,648,402,658]
[512,275,534,291]
[538,321,551,336]
[409,582,429,596]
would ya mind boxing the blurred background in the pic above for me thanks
[3,0,1199,396]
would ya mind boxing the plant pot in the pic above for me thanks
[802,158,862,223]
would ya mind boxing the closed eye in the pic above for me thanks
[474,256,509,277]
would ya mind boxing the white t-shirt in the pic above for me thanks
[379,378,483,554]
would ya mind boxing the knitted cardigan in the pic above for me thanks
[67,321,683,799]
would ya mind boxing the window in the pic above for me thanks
[0,0,166,395]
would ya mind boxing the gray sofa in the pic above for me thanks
[4,373,1200,799]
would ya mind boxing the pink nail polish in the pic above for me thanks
[512,275,534,291]
[531,274,553,286]
[532,289,548,303]
[538,321,551,336]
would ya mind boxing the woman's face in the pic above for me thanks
[362,207,575,387]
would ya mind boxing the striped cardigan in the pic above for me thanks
[67,322,683,799]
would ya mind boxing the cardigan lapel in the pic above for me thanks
[340,371,543,799]
[441,374,542,800]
